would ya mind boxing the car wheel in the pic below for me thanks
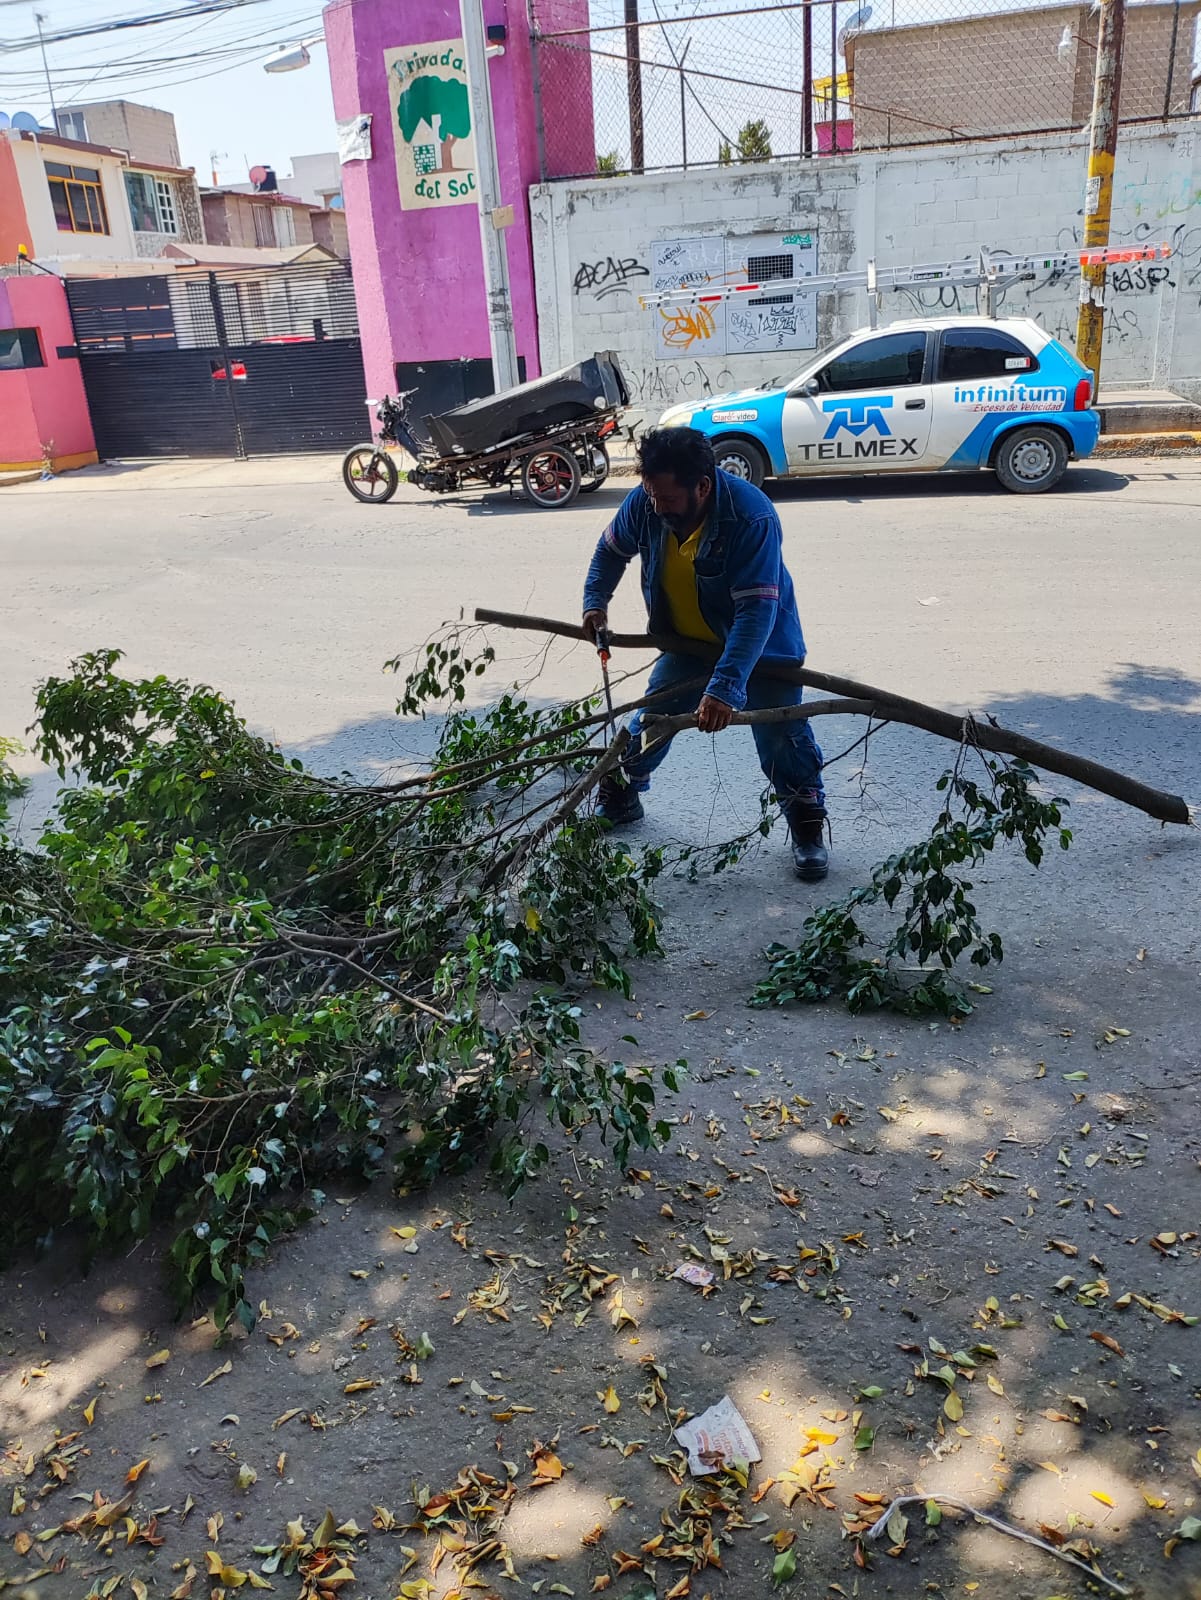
[712,437,767,488]
[993,427,1069,494]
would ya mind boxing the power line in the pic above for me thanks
[0,7,321,90]
[0,0,273,53]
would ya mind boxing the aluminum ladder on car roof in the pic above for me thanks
[636,244,1172,327]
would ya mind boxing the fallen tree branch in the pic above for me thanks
[483,729,631,890]
[474,608,1192,826]
[864,1494,1133,1597]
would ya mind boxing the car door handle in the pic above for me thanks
[905,398,926,410]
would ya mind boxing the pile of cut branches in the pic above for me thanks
[0,639,677,1327]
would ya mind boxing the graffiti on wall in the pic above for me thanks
[572,256,649,299]
[647,233,819,359]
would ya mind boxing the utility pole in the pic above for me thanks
[801,0,814,156]
[678,38,691,170]
[1075,0,1126,393]
[34,13,60,133]
[459,0,521,393]
[624,0,645,174]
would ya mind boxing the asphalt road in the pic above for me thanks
[3,455,1201,1600]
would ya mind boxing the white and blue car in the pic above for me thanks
[659,317,1101,494]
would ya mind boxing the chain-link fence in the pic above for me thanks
[530,0,1199,179]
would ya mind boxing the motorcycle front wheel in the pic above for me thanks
[342,445,399,504]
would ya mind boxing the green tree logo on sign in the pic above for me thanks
[396,74,471,173]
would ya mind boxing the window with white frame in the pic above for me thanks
[154,178,178,234]
[124,171,179,234]
[272,206,297,248]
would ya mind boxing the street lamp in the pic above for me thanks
[263,35,325,74]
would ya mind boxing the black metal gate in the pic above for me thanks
[66,263,369,459]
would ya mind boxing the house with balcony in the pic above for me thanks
[0,121,204,270]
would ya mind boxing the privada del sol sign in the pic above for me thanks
[385,38,478,211]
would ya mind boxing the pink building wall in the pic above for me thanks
[0,276,98,471]
[323,0,593,403]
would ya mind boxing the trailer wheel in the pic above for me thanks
[578,441,610,494]
[522,446,582,508]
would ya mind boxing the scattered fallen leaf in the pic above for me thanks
[83,1396,98,1426]
[126,1458,151,1484]
[772,1546,797,1585]
[1090,1331,1125,1358]
[943,1391,964,1422]
[1091,1490,1115,1508]
[344,1380,378,1394]
[200,1358,233,1388]
[145,1348,171,1370]
[600,1386,620,1414]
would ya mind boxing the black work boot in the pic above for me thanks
[786,808,829,882]
[595,774,645,827]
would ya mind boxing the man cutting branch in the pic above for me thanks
[581,426,829,882]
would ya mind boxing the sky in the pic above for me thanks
[0,0,338,184]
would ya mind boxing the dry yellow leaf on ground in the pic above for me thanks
[83,1396,97,1425]
[1091,1490,1115,1507]
[126,1458,151,1484]
[145,1349,171,1369]
[200,1359,232,1387]
[600,1386,620,1414]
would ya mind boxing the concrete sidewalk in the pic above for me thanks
[1,455,347,494]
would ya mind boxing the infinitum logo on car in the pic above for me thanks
[952,383,1068,412]
[821,396,894,438]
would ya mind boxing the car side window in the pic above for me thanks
[937,328,1040,382]
[817,331,927,393]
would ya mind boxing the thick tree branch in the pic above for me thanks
[474,608,1192,827]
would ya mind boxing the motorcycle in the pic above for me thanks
[342,353,628,510]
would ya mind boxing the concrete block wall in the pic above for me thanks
[530,121,1201,421]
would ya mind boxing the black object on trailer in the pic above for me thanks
[342,351,630,509]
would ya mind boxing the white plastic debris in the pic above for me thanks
[672,1263,715,1288]
[675,1395,761,1477]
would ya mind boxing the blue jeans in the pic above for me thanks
[625,653,825,815]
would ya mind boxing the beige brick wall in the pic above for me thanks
[849,1,1199,148]
[71,101,182,167]
[311,209,350,257]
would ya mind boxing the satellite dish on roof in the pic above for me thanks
[838,4,872,54]
[0,112,10,130]
[12,111,44,132]
[249,165,269,187]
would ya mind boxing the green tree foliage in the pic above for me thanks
[718,119,773,165]
[0,643,679,1330]
[395,74,472,170]
[752,760,1072,1018]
